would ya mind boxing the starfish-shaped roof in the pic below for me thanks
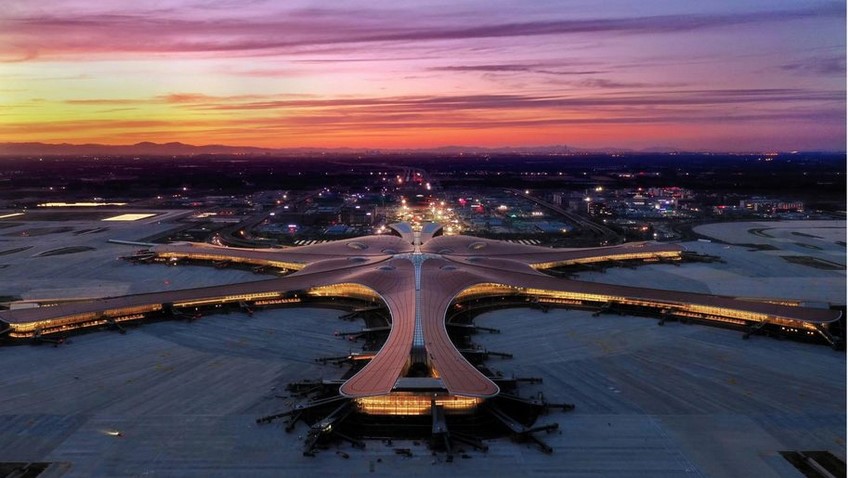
[0,224,840,399]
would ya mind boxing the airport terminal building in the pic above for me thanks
[0,222,842,455]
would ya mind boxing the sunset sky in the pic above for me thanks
[1,1,845,151]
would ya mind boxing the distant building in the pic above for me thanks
[740,198,804,213]
[551,192,563,206]
[341,205,377,226]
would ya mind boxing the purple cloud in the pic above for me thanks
[781,56,846,75]
[1,3,843,58]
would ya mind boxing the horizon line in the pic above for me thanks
[0,140,844,156]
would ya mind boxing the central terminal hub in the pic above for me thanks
[392,251,446,374]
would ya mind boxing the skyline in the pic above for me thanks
[1,1,846,151]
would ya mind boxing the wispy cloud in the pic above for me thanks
[65,98,143,105]
[0,119,176,135]
[780,55,846,75]
[97,108,139,114]
[1,1,844,150]
[429,63,604,76]
[61,93,283,106]
[173,89,844,113]
[45,87,845,142]
[1,3,842,59]
[574,79,670,89]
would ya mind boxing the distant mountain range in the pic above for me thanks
[0,141,658,157]
[0,141,834,157]
[0,141,275,156]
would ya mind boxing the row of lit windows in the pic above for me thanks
[454,283,519,300]
[25,313,147,336]
[156,252,305,271]
[683,304,770,323]
[113,313,145,322]
[7,283,371,337]
[10,320,105,337]
[525,288,625,304]
[453,285,820,331]
[531,251,682,269]
[8,305,161,333]
[9,293,300,337]
[526,287,804,325]
[738,298,802,307]
[5,275,822,340]
[102,305,161,316]
[308,283,381,301]
[539,298,583,306]
[10,313,98,333]
[674,311,747,326]
[355,393,481,415]
[766,316,819,330]
[174,291,282,307]
[10,290,284,334]
[254,298,301,306]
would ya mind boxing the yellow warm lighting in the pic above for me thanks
[454,283,520,300]
[254,298,301,306]
[102,213,156,221]
[737,298,802,307]
[452,283,821,334]
[38,202,128,207]
[531,251,681,269]
[309,283,381,301]
[0,212,24,219]
[8,304,163,336]
[174,291,281,307]
[156,251,305,271]
[355,393,481,415]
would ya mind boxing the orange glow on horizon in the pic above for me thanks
[0,2,843,152]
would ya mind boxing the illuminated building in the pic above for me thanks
[0,223,841,454]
